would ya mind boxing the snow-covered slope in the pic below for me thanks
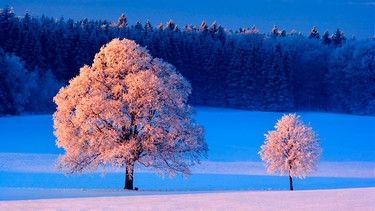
[0,107,374,204]
[1,188,374,210]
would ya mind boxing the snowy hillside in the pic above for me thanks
[0,107,374,209]
[1,188,374,210]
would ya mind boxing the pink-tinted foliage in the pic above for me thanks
[53,39,207,183]
[259,114,321,179]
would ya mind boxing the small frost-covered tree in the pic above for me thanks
[53,38,208,190]
[259,114,321,190]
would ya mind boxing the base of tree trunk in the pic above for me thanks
[289,175,294,191]
[124,164,134,190]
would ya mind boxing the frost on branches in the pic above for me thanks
[53,38,208,190]
[259,114,321,190]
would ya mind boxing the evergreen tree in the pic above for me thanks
[271,25,278,37]
[251,25,259,34]
[332,29,346,47]
[199,21,208,34]
[309,26,320,39]
[0,6,15,51]
[116,14,127,28]
[322,30,331,45]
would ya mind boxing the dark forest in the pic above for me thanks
[1,6,374,116]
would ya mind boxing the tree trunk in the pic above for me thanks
[289,172,293,191]
[124,162,134,190]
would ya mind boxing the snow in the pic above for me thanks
[1,154,374,178]
[0,107,374,209]
[1,188,374,210]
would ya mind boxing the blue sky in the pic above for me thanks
[2,0,375,38]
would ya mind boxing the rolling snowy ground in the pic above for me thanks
[0,107,374,209]
[1,188,374,211]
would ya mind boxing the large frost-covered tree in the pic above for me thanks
[53,38,208,190]
[259,114,321,190]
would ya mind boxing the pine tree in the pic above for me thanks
[53,38,208,190]
[116,14,127,28]
[251,25,259,34]
[2,6,19,53]
[309,26,320,39]
[208,21,218,38]
[332,29,346,47]
[199,21,208,34]
[322,30,331,45]
[271,25,278,37]
[0,6,15,50]
[259,114,321,190]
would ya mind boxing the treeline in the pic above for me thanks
[1,6,374,115]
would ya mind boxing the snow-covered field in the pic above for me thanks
[1,188,374,210]
[0,107,374,209]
